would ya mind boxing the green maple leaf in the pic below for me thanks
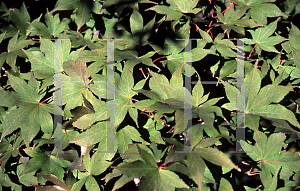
[70,121,107,147]
[24,38,72,80]
[134,67,225,137]
[231,0,288,25]
[222,64,300,131]
[146,5,184,21]
[50,0,102,31]
[71,94,107,130]
[166,0,202,14]
[115,145,189,191]
[114,50,159,72]
[0,135,24,172]
[61,58,107,119]
[115,125,148,152]
[241,131,300,180]
[113,9,157,50]
[6,2,31,37]
[112,65,146,127]
[215,5,263,35]
[0,72,57,146]
[245,18,286,55]
[0,31,34,72]
[20,147,71,181]
[153,38,215,74]
[211,33,237,57]
[29,9,70,38]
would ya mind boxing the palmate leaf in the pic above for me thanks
[61,58,107,119]
[222,64,300,130]
[9,2,31,37]
[137,67,224,136]
[115,125,148,152]
[241,131,300,180]
[20,147,71,181]
[146,5,184,21]
[153,38,215,74]
[215,5,263,35]
[24,37,72,80]
[211,33,237,57]
[0,31,34,72]
[112,65,146,127]
[29,9,70,38]
[231,0,288,25]
[70,150,113,191]
[166,0,201,14]
[115,145,189,191]
[114,50,159,72]
[0,72,57,146]
[245,19,286,54]
[50,0,102,31]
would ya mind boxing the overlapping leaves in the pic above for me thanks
[0,72,56,145]
[222,64,300,131]
[241,131,300,180]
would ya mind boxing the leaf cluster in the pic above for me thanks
[0,0,300,191]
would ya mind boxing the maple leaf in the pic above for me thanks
[0,72,57,146]
[20,147,71,181]
[50,0,103,30]
[4,3,31,37]
[29,9,70,38]
[241,131,300,180]
[166,0,202,14]
[115,144,189,191]
[115,125,148,152]
[151,37,215,74]
[0,31,34,72]
[222,64,300,131]
[245,18,286,55]
[114,50,159,72]
[215,5,263,35]
[61,58,107,119]
[146,5,184,21]
[112,65,146,127]
[231,0,288,25]
[24,38,72,79]
[70,150,113,191]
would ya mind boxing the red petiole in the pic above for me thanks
[247,44,257,59]
[39,95,54,104]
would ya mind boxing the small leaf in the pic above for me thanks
[130,11,143,35]
[194,147,240,171]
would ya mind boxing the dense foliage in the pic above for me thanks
[1,0,300,190]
